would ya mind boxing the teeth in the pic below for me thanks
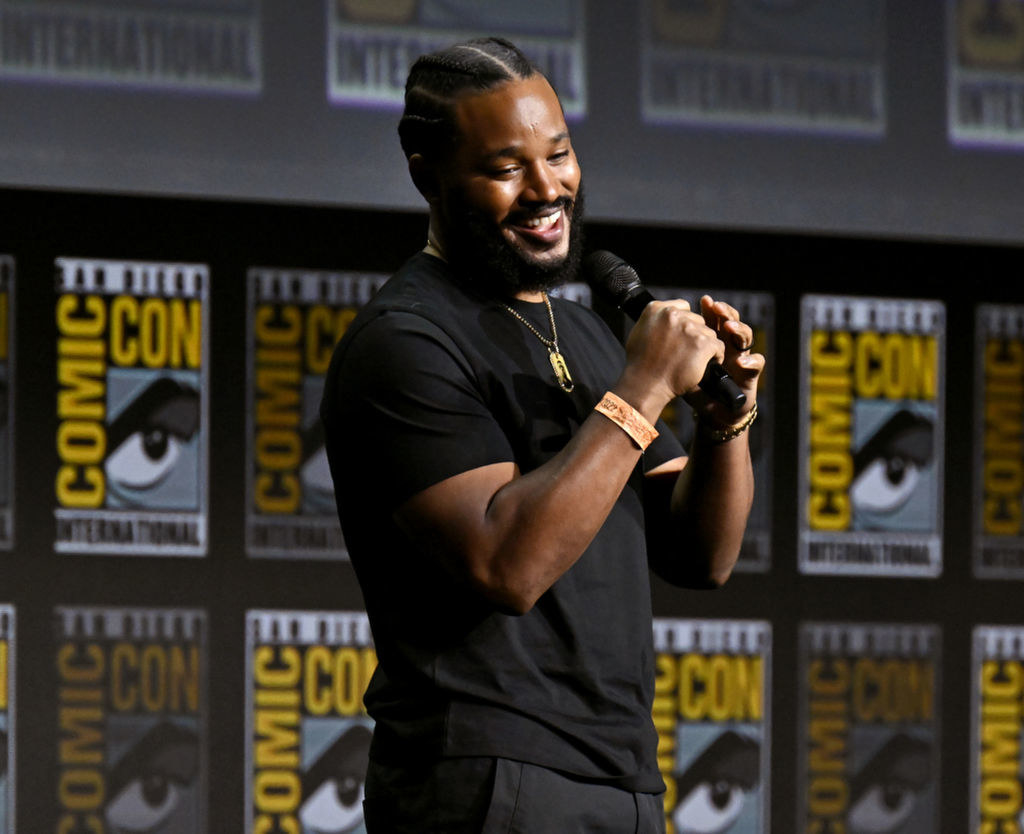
[523,210,561,229]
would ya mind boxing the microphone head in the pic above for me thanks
[583,250,642,304]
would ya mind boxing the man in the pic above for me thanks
[320,37,764,833]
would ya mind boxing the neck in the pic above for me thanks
[515,289,545,303]
[424,221,446,261]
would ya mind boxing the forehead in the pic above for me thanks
[451,75,569,157]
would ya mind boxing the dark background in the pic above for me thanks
[2,0,1024,831]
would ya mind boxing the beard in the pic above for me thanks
[442,185,585,298]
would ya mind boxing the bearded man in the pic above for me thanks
[320,36,764,833]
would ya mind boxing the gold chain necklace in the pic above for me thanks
[502,293,574,393]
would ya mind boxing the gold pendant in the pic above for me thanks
[549,350,574,392]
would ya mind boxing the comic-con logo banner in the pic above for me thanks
[326,0,587,117]
[246,268,388,559]
[972,626,1024,831]
[0,257,12,550]
[649,288,774,571]
[0,605,14,834]
[640,0,886,134]
[950,0,1024,147]
[975,305,1024,578]
[799,623,940,834]
[799,295,945,577]
[54,258,209,557]
[653,618,770,834]
[54,606,207,833]
[0,0,261,92]
[245,610,376,834]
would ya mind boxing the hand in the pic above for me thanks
[619,298,726,419]
[689,295,765,425]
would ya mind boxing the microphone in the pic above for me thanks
[584,250,747,414]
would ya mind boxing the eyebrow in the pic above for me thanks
[482,131,571,162]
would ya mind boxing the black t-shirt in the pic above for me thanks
[320,252,683,793]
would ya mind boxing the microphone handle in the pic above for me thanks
[619,287,747,415]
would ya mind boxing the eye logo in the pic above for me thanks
[106,378,200,506]
[105,721,199,834]
[671,730,760,834]
[299,724,371,834]
[846,733,931,834]
[850,410,933,517]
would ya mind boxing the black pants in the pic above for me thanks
[363,756,666,833]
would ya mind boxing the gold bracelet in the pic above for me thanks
[594,391,659,451]
[694,402,758,444]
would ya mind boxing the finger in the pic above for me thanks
[657,298,691,313]
[710,332,727,367]
[721,319,754,350]
[700,295,740,330]
[733,351,765,376]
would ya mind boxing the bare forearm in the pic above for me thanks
[485,427,638,606]
[651,431,754,588]
[682,431,753,576]
[398,399,648,614]
[478,373,689,608]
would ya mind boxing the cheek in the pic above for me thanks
[557,152,582,193]
[565,159,582,191]
[462,180,519,221]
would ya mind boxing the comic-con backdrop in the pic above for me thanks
[1,2,1024,833]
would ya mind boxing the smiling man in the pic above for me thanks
[320,37,764,833]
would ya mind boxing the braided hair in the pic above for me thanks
[398,37,539,160]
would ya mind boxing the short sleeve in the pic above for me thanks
[323,310,515,508]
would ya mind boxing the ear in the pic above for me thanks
[408,153,441,204]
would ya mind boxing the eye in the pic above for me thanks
[299,777,365,833]
[847,733,931,834]
[107,431,182,488]
[672,731,760,834]
[851,410,933,514]
[673,780,746,834]
[106,776,183,832]
[300,723,372,834]
[850,458,920,512]
[106,721,199,834]
[105,377,200,492]
[847,784,916,833]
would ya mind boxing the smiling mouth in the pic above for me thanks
[508,206,568,246]
[521,209,561,229]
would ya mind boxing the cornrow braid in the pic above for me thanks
[398,37,539,160]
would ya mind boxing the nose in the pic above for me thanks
[520,161,560,206]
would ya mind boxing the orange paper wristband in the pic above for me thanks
[594,391,658,451]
